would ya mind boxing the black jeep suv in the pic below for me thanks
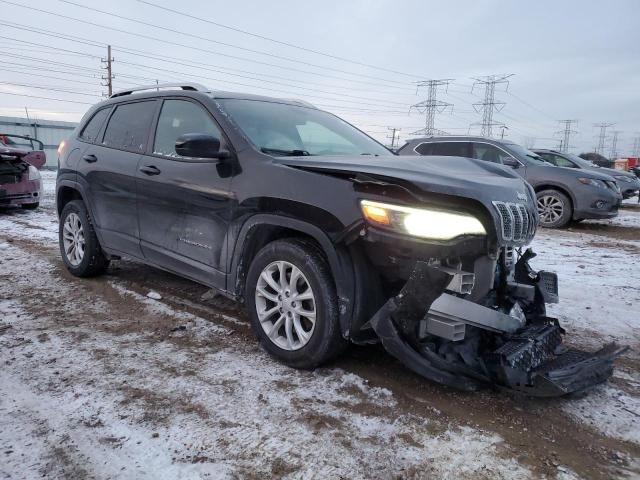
[56,84,624,396]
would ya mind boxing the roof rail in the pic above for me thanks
[109,83,210,99]
[286,98,317,109]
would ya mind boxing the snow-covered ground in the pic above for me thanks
[1,173,639,479]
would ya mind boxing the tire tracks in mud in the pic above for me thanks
[2,233,639,479]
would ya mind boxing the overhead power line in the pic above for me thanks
[0,21,418,97]
[3,0,413,87]
[114,59,410,108]
[1,28,418,111]
[0,81,101,97]
[71,0,425,79]
[0,91,93,104]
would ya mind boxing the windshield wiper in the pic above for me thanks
[261,147,312,156]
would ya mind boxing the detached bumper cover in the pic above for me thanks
[370,262,627,397]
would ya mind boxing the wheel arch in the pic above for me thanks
[56,180,86,217]
[228,214,358,338]
[534,184,575,212]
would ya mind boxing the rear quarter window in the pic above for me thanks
[79,107,111,143]
[102,101,157,153]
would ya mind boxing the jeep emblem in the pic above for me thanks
[517,192,528,201]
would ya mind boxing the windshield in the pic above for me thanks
[564,152,598,168]
[217,99,390,156]
[503,143,548,165]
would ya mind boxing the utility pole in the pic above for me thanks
[594,122,614,155]
[471,74,513,138]
[386,127,401,149]
[24,106,37,140]
[409,79,453,136]
[499,125,509,139]
[101,45,114,97]
[556,120,578,153]
[609,130,621,160]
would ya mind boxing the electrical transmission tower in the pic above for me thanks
[631,135,640,157]
[471,74,513,137]
[409,79,453,136]
[556,120,578,153]
[594,122,614,155]
[609,131,621,159]
[386,127,401,149]
[101,45,114,97]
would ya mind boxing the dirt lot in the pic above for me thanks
[1,171,639,479]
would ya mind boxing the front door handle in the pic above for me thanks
[82,154,97,163]
[139,165,161,176]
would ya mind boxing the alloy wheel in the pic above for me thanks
[255,260,316,351]
[62,212,85,266]
[537,195,564,225]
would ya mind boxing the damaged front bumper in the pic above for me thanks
[369,257,627,397]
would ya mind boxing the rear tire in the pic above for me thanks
[59,200,109,277]
[245,238,347,369]
[536,189,572,228]
[21,202,39,210]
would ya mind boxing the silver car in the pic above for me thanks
[398,136,622,228]
[534,149,640,200]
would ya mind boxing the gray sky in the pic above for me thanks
[1,0,639,154]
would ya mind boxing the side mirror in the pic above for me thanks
[175,133,227,160]
[503,157,520,168]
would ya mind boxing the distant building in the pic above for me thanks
[0,116,78,168]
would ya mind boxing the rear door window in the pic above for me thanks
[79,107,111,143]
[415,142,470,157]
[102,101,157,153]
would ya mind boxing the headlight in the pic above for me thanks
[28,165,41,181]
[578,177,606,188]
[360,200,486,240]
[615,176,632,183]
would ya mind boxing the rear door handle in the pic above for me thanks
[82,154,97,163]
[139,165,161,176]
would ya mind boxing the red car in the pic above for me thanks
[0,134,46,209]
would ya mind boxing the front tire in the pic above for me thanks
[245,238,347,369]
[59,200,109,277]
[536,189,572,228]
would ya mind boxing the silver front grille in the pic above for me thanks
[493,201,537,244]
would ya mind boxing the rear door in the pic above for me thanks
[136,98,234,288]
[78,100,157,257]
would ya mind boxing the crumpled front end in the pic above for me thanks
[368,249,627,397]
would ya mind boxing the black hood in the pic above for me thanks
[275,154,533,206]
